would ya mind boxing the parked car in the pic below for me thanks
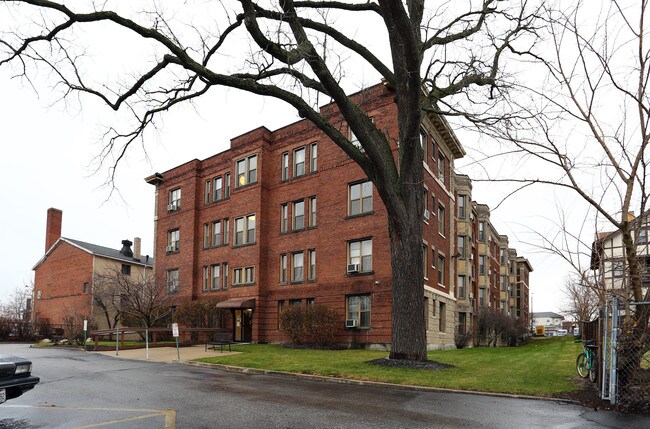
[0,354,40,404]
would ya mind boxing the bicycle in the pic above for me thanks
[576,340,598,383]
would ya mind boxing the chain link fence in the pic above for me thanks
[601,297,650,411]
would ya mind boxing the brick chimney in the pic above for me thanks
[133,237,141,260]
[45,208,62,252]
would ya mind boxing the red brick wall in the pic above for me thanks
[33,241,93,325]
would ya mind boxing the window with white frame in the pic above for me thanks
[168,188,181,211]
[281,152,289,181]
[233,267,254,285]
[222,263,228,289]
[419,128,427,156]
[167,269,179,292]
[349,127,363,150]
[349,239,372,272]
[236,154,257,187]
[479,288,485,306]
[479,255,486,275]
[213,176,223,201]
[212,220,222,246]
[203,224,210,248]
[310,142,318,172]
[308,250,316,281]
[478,221,485,241]
[292,252,304,282]
[224,173,231,198]
[612,260,624,277]
[223,219,230,245]
[349,181,373,216]
[346,295,370,328]
[293,201,304,230]
[167,229,180,252]
[458,194,466,219]
[234,214,256,245]
[438,254,445,285]
[204,180,211,204]
[245,266,255,284]
[500,248,506,264]
[202,266,209,291]
[294,147,306,177]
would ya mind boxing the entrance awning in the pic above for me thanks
[216,297,256,309]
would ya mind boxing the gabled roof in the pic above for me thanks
[532,312,564,319]
[32,237,153,270]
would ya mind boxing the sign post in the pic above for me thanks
[83,319,87,349]
[172,323,180,361]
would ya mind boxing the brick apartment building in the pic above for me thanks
[146,83,532,348]
[32,208,153,331]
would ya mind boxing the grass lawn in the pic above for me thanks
[195,336,583,396]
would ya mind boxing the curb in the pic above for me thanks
[184,360,580,405]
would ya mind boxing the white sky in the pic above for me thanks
[0,1,591,315]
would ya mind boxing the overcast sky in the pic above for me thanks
[0,1,588,316]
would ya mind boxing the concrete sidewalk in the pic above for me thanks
[92,345,239,363]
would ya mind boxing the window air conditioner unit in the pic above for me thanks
[423,209,430,220]
[468,292,474,299]
[167,203,176,211]
[347,263,360,274]
[166,245,176,252]
[469,254,473,260]
[345,319,359,328]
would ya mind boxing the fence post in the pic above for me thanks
[609,296,619,405]
[601,301,610,400]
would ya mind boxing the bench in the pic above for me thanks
[205,332,233,352]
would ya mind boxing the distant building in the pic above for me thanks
[531,311,565,335]
[32,208,153,332]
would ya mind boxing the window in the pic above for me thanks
[349,181,373,216]
[202,266,209,291]
[222,263,229,289]
[292,252,304,282]
[233,266,254,285]
[224,173,231,198]
[438,204,445,235]
[293,201,305,230]
[500,249,506,264]
[438,153,445,182]
[212,221,222,246]
[309,197,317,227]
[204,180,211,204]
[245,267,255,283]
[310,142,318,172]
[211,264,221,291]
[224,219,230,245]
[346,295,370,328]
[458,195,466,219]
[638,228,649,245]
[500,275,507,291]
[280,254,287,284]
[167,269,179,292]
[458,236,466,259]
[214,176,223,201]
[612,260,624,277]
[479,255,486,275]
[419,128,427,154]
[168,188,181,211]
[349,127,362,150]
[349,239,372,272]
[289,299,302,306]
[479,288,485,306]
[236,154,257,187]
[478,221,485,241]
[500,300,506,311]
[308,250,316,281]
[422,243,428,278]
[234,214,256,245]
[281,204,288,233]
[203,224,210,248]
[439,302,446,332]
[294,147,305,177]
[121,264,131,276]
[233,268,242,285]
[168,229,180,252]
[282,153,289,181]
[83,282,89,294]
[438,254,445,285]
[457,275,466,298]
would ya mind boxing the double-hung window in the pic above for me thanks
[457,275,466,298]
[281,153,289,181]
[212,221,222,246]
[438,204,445,235]
[479,255,486,275]
[213,176,223,201]
[167,269,179,292]
[309,197,317,227]
[438,254,445,285]
[346,295,370,328]
[308,250,316,281]
[310,143,318,172]
[349,181,373,216]
[294,147,305,177]
[236,154,257,187]
[293,201,304,230]
[169,188,181,211]
[234,214,256,245]
[292,252,304,282]
[202,266,209,292]
[458,236,466,259]
[211,264,221,290]
[280,204,288,233]
[349,239,372,273]
[280,254,287,284]
[458,195,466,219]
[168,229,180,252]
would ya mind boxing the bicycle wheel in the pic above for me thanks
[589,358,598,383]
[576,353,589,378]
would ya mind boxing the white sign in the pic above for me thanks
[172,323,179,338]
[83,319,88,331]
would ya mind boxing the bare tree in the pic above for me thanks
[0,0,539,361]
[93,268,174,331]
[560,274,599,323]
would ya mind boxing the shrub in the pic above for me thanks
[306,304,339,347]
[279,305,308,345]
[454,326,472,349]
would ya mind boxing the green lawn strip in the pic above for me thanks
[195,337,585,396]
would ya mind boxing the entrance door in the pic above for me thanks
[233,309,253,342]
